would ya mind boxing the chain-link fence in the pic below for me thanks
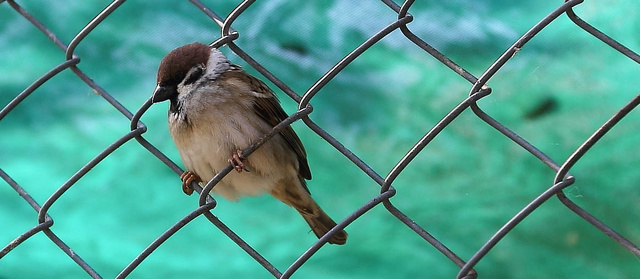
[1,0,639,278]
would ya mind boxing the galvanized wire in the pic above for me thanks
[1,0,639,278]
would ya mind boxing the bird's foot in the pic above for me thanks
[228,149,249,173]
[179,171,202,195]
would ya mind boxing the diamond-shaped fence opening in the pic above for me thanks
[1,0,639,278]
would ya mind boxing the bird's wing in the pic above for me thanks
[224,69,312,182]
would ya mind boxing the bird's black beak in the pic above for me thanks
[151,84,177,103]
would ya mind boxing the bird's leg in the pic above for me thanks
[228,149,249,173]
[179,171,201,195]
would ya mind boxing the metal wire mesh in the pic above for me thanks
[1,0,639,278]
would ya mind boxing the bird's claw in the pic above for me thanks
[180,171,201,195]
[229,149,249,173]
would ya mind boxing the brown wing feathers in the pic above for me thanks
[227,68,312,181]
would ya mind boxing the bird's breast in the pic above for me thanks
[167,103,291,200]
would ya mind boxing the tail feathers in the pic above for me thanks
[299,207,348,245]
[271,178,348,245]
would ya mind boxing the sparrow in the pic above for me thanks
[151,42,348,245]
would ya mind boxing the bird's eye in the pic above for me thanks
[183,67,203,85]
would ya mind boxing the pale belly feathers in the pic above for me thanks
[169,108,298,201]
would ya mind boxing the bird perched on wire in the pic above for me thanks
[151,42,347,245]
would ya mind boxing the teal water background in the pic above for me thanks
[1,1,639,278]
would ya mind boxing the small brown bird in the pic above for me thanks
[151,42,347,245]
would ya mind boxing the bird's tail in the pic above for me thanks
[298,200,348,245]
[271,178,348,245]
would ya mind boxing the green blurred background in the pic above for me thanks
[1,1,639,278]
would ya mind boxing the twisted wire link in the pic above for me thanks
[1,0,638,278]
